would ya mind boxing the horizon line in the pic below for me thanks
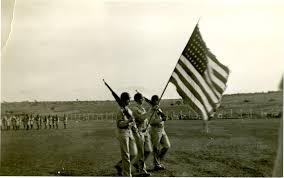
[1,90,282,103]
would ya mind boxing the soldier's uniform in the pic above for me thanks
[52,116,55,128]
[7,116,11,130]
[24,115,28,130]
[63,115,68,129]
[150,96,171,170]
[2,116,7,130]
[48,116,52,129]
[43,116,47,129]
[39,116,42,129]
[132,95,152,176]
[16,116,20,130]
[35,115,40,130]
[30,115,34,129]
[11,115,16,130]
[115,92,138,177]
[27,115,31,130]
[55,115,59,129]
[21,116,25,129]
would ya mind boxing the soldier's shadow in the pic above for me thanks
[100,167,175,177]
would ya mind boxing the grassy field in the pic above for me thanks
[1,91,283,115]
[0,118,281,176]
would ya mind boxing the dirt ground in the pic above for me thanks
[0,119,281,176]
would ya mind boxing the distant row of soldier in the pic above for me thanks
[0,114,68,130]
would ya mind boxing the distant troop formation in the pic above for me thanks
[114,92,171,177]
[0,114,68,130]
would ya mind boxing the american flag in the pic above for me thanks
[170,24,230,120]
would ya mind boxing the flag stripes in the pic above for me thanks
[176,59,217,110]
[207,50,230,74]
[170,74,208,120]
[204,71,222,98]
[210,58,229,80]
[173,67,213,114]
[213,70,227,84]
[170,24,230,120]
[207,56,229,93]
[179,55,219,103]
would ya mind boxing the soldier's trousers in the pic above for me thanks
[133,131,152,174]
[151,127,171,167]
[117,129,137,176]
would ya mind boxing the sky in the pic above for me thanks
[1,0,284,102]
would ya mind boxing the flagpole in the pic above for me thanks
[145,19,201,130]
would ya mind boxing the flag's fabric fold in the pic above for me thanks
[170,24,230,120]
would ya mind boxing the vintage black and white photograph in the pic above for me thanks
[1,0,283,176]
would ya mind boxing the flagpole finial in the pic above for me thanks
[197,17,202,26]
[198,16,202,22]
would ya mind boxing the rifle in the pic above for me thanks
[103,79,134,121]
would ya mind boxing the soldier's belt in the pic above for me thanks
[150,124,163,128]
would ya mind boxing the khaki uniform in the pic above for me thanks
[55,116,59,129]
[52,116,55,128]
[27,116,31,129]
[150,108,171,168]
[11,116,17,130]
[43,116,48,129]
[63,116,68,129]
[24,115,29,130]
[22,116,26,129]
[48,116,52,128]
[16,117,20,129]
[2,116,7,130]
[35,116,40,129]
[30,116,34,129]
[39,116,42,129]
[132,104,152,174]
[7,116,11,130]
[116,107,138,177]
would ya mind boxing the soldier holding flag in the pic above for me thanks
[150,95,171,170]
